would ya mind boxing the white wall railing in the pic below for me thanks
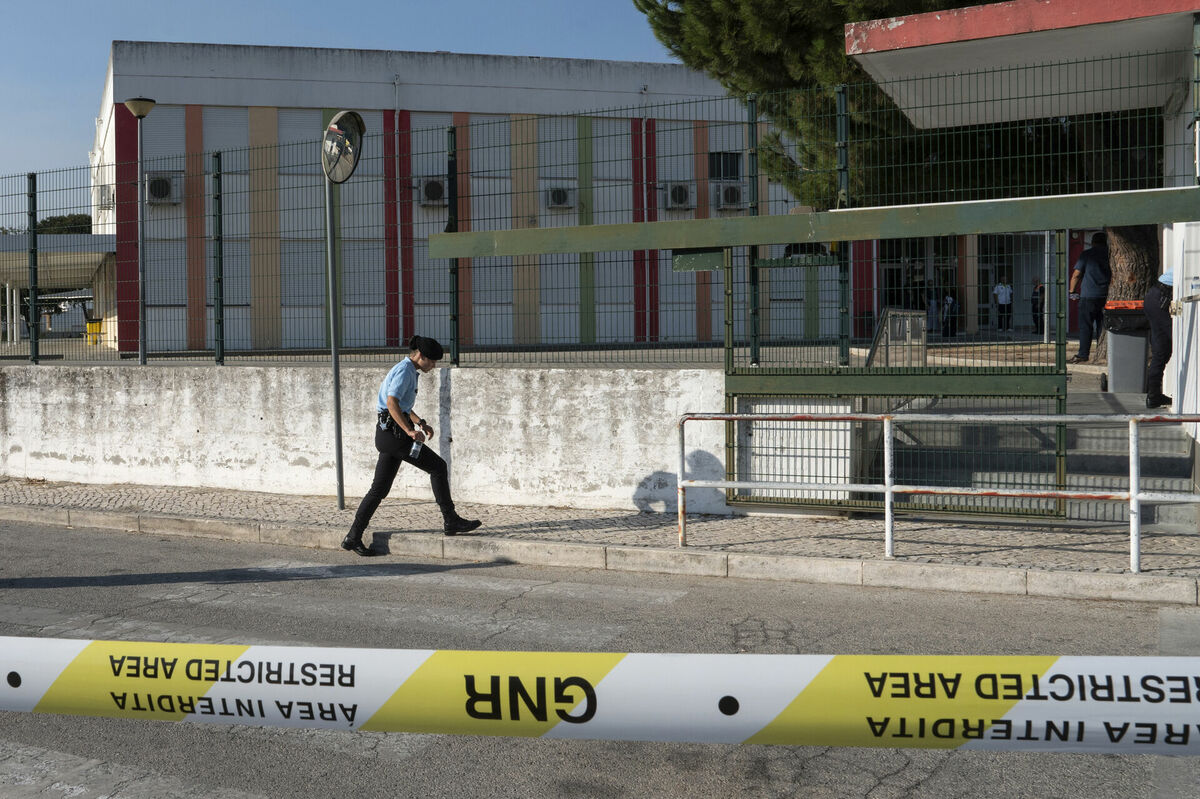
[677,412,1200,573]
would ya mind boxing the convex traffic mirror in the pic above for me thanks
[321,111,365,184]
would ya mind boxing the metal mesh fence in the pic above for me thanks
[729,395,1067,515]
[0,49,1186,365]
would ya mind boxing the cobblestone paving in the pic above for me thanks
[2,476,1197,578]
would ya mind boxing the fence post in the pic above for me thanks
[212,152,225,365]
[323,164,346,510]
[835,85,851,366]
[1054,230,1068,516]
[747,94,761,366]
[678,416,688,547]
[1193,13,1200,184]
[723,247,734,373]
[26,172,38,365]
[1129,419,1141,573]
[884,416,895,557]
[446,125,460,366]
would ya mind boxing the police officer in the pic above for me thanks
[1144,271,1174,409]
[342,335,481,556]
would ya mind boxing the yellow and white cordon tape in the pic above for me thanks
[3,636,1199,754]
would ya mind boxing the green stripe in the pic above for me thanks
[804,264,820,340]
[577,117,595,345]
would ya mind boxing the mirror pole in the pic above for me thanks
[325,178,346,510]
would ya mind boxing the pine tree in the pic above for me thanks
[634,0,1163,350]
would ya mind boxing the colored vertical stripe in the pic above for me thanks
[398,111,415,343]
[756,119,771,337]
[693,121,712,342]
[115,104,138,354]
[805,262,821,340]
[644,118,659,342]
[852,240,875,338]
[511,114,540,346]
[384,110,401,347]
[631,118,646,342]
[248,107,281,349]
[185,106,206,351]
[577,116,595,345]
[453,112,473,347]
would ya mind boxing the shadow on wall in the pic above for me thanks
[439,367,453,471]
[633,450,724,513]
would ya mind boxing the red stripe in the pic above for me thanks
[644,118,659,342]
[397,111,415,343]
[631,118,646,342]
[383,111,401,347]
[844,0,1196,55]
[115,105,139,354]
[851,240,875,339]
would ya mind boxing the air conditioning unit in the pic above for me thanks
[713,181,745,210]
[145,171,182,205]
[545,186,576,209]
[665,181,694,209]
[416,177,447,206]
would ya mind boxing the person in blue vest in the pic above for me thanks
[1144,270,1174,409]
[1068,231,1110,363]
[342,335,481,556]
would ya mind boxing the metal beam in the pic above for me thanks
[429,186,1200,259]
[725,371,1066,397]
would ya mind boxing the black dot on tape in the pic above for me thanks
[718,695,739,716]
[6,672,19,688]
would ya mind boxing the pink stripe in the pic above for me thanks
[846,0,1198,55]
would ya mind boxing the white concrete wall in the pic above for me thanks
[0,365,729,514]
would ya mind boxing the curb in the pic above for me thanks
[2,503,1196,606]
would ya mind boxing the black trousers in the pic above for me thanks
[350,425,454,535]
[1145,284,1173,398]
[997,302,1012,331]
[1077,297,1105,358]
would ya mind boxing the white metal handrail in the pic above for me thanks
[677,412,1200,573]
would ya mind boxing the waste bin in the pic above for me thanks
[1103,300,1148,393]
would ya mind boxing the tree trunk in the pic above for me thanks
[1091,224,1158,363]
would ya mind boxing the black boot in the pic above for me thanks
[442,511,481,536]
[1146,394,1173,409]
[341,528,379,556]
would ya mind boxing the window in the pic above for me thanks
[708,152,741,181]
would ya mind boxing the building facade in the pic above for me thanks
[91,42,813,355]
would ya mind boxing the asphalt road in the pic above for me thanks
[1,521,1198,798]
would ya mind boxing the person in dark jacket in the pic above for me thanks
[1031,279,1045,335]
[342,335,481,556]
[1068,231,1110,363]
[1144,270,1174,409]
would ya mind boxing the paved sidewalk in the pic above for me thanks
[1,476,1198,605]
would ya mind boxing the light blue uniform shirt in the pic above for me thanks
[376,358,418,414]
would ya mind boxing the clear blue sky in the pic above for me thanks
[0,0,678,179]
